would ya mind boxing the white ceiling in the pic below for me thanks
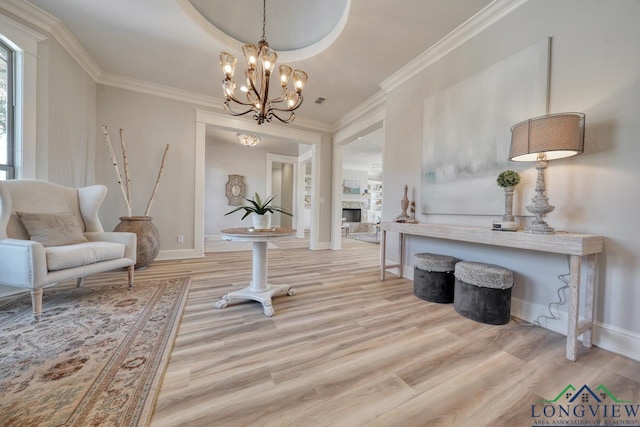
[342,128,384,173]
[186,0,350,56]
[25,0,493,126]
[21,0,494,175]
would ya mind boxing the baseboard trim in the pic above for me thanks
[511,297,640,362]
[156,249,203,260]
[311,242,332,250]
[388,263,640,362]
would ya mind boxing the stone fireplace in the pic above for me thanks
[342,208,361,223]
[341,200,369,227]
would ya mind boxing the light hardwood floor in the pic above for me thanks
[59,239,640,426]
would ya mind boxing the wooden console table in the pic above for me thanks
[379,222,604,361]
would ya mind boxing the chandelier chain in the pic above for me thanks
[261,0,267,42]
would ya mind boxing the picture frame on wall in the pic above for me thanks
[342,179,361,195]
[225,174,246,206]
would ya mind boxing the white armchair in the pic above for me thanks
[0,180,136,320]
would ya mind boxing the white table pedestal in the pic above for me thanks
[214,228,296,317]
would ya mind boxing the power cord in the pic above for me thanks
[512,255,571,327]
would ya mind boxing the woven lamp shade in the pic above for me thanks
[509,112,585,162]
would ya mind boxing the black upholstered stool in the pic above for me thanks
[413,253,459,303]
[453,261,514,325]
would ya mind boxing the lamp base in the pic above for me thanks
[524,158,555,235]
[525,221,555,234]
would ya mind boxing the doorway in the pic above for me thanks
[196,109,322,253]
[266,154,297,229]
[332,119,384,249]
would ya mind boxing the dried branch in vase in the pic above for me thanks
[102,125,170,217]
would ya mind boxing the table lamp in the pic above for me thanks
[509,112,585,234]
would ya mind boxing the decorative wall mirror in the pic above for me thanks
[225,175,246,206]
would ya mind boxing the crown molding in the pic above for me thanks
[0,13,47,48]
[291,115,333,133]
[2,0,101,81]
[98,73,331,132]
[98,72,224,108]
[5,0,528,136]
[1,2,332,133]
[333,91,386,145]
[48,21,101,81]
[1,0,58,33]
[380,0,528,93]
[332,90,386,134]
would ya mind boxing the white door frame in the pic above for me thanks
[194,109,323,254]
[332,117,385,250]
[266,153,298,229]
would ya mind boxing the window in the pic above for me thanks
[0,40,14,180]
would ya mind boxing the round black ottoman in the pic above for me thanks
[453,261,514,325]
[413,253,459,303]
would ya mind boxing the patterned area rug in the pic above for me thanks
[0,277,191,426]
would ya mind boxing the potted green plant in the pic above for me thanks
[225,193,292,230]
[496,170,521,188]
[496,170,521,224]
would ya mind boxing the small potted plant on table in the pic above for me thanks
[496,170,521,231]
[225,193,292,230]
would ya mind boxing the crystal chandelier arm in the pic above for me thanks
[222,85,261,116]
[268,85,289,104]
[222,79,258,108]
[223,99,256,117]
[271,110,296,124]
[271,94,304,112]
[245,69,261,102]
[259,73,271,116]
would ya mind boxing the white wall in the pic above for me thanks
[0,14,95,186]
[281,163,294,228]
[382,0,640,359]
[319,134,333,246]
[271,165,283,227]
[41,39,96,187]
[204,138,298,234]
[96,85,197,251]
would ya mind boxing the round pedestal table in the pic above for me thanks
[214,227,296,317]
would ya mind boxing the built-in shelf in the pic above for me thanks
[304,175,311,209]
[367,180,382,223]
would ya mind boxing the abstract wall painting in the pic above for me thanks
[421,38,550,215]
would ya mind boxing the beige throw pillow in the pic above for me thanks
[16,211,89,247]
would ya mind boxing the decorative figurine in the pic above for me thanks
[395,185,417,223]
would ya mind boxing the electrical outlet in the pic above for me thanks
[177,235,184,243]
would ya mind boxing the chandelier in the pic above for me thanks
[219,0,308,125]
[236,132,261,147]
